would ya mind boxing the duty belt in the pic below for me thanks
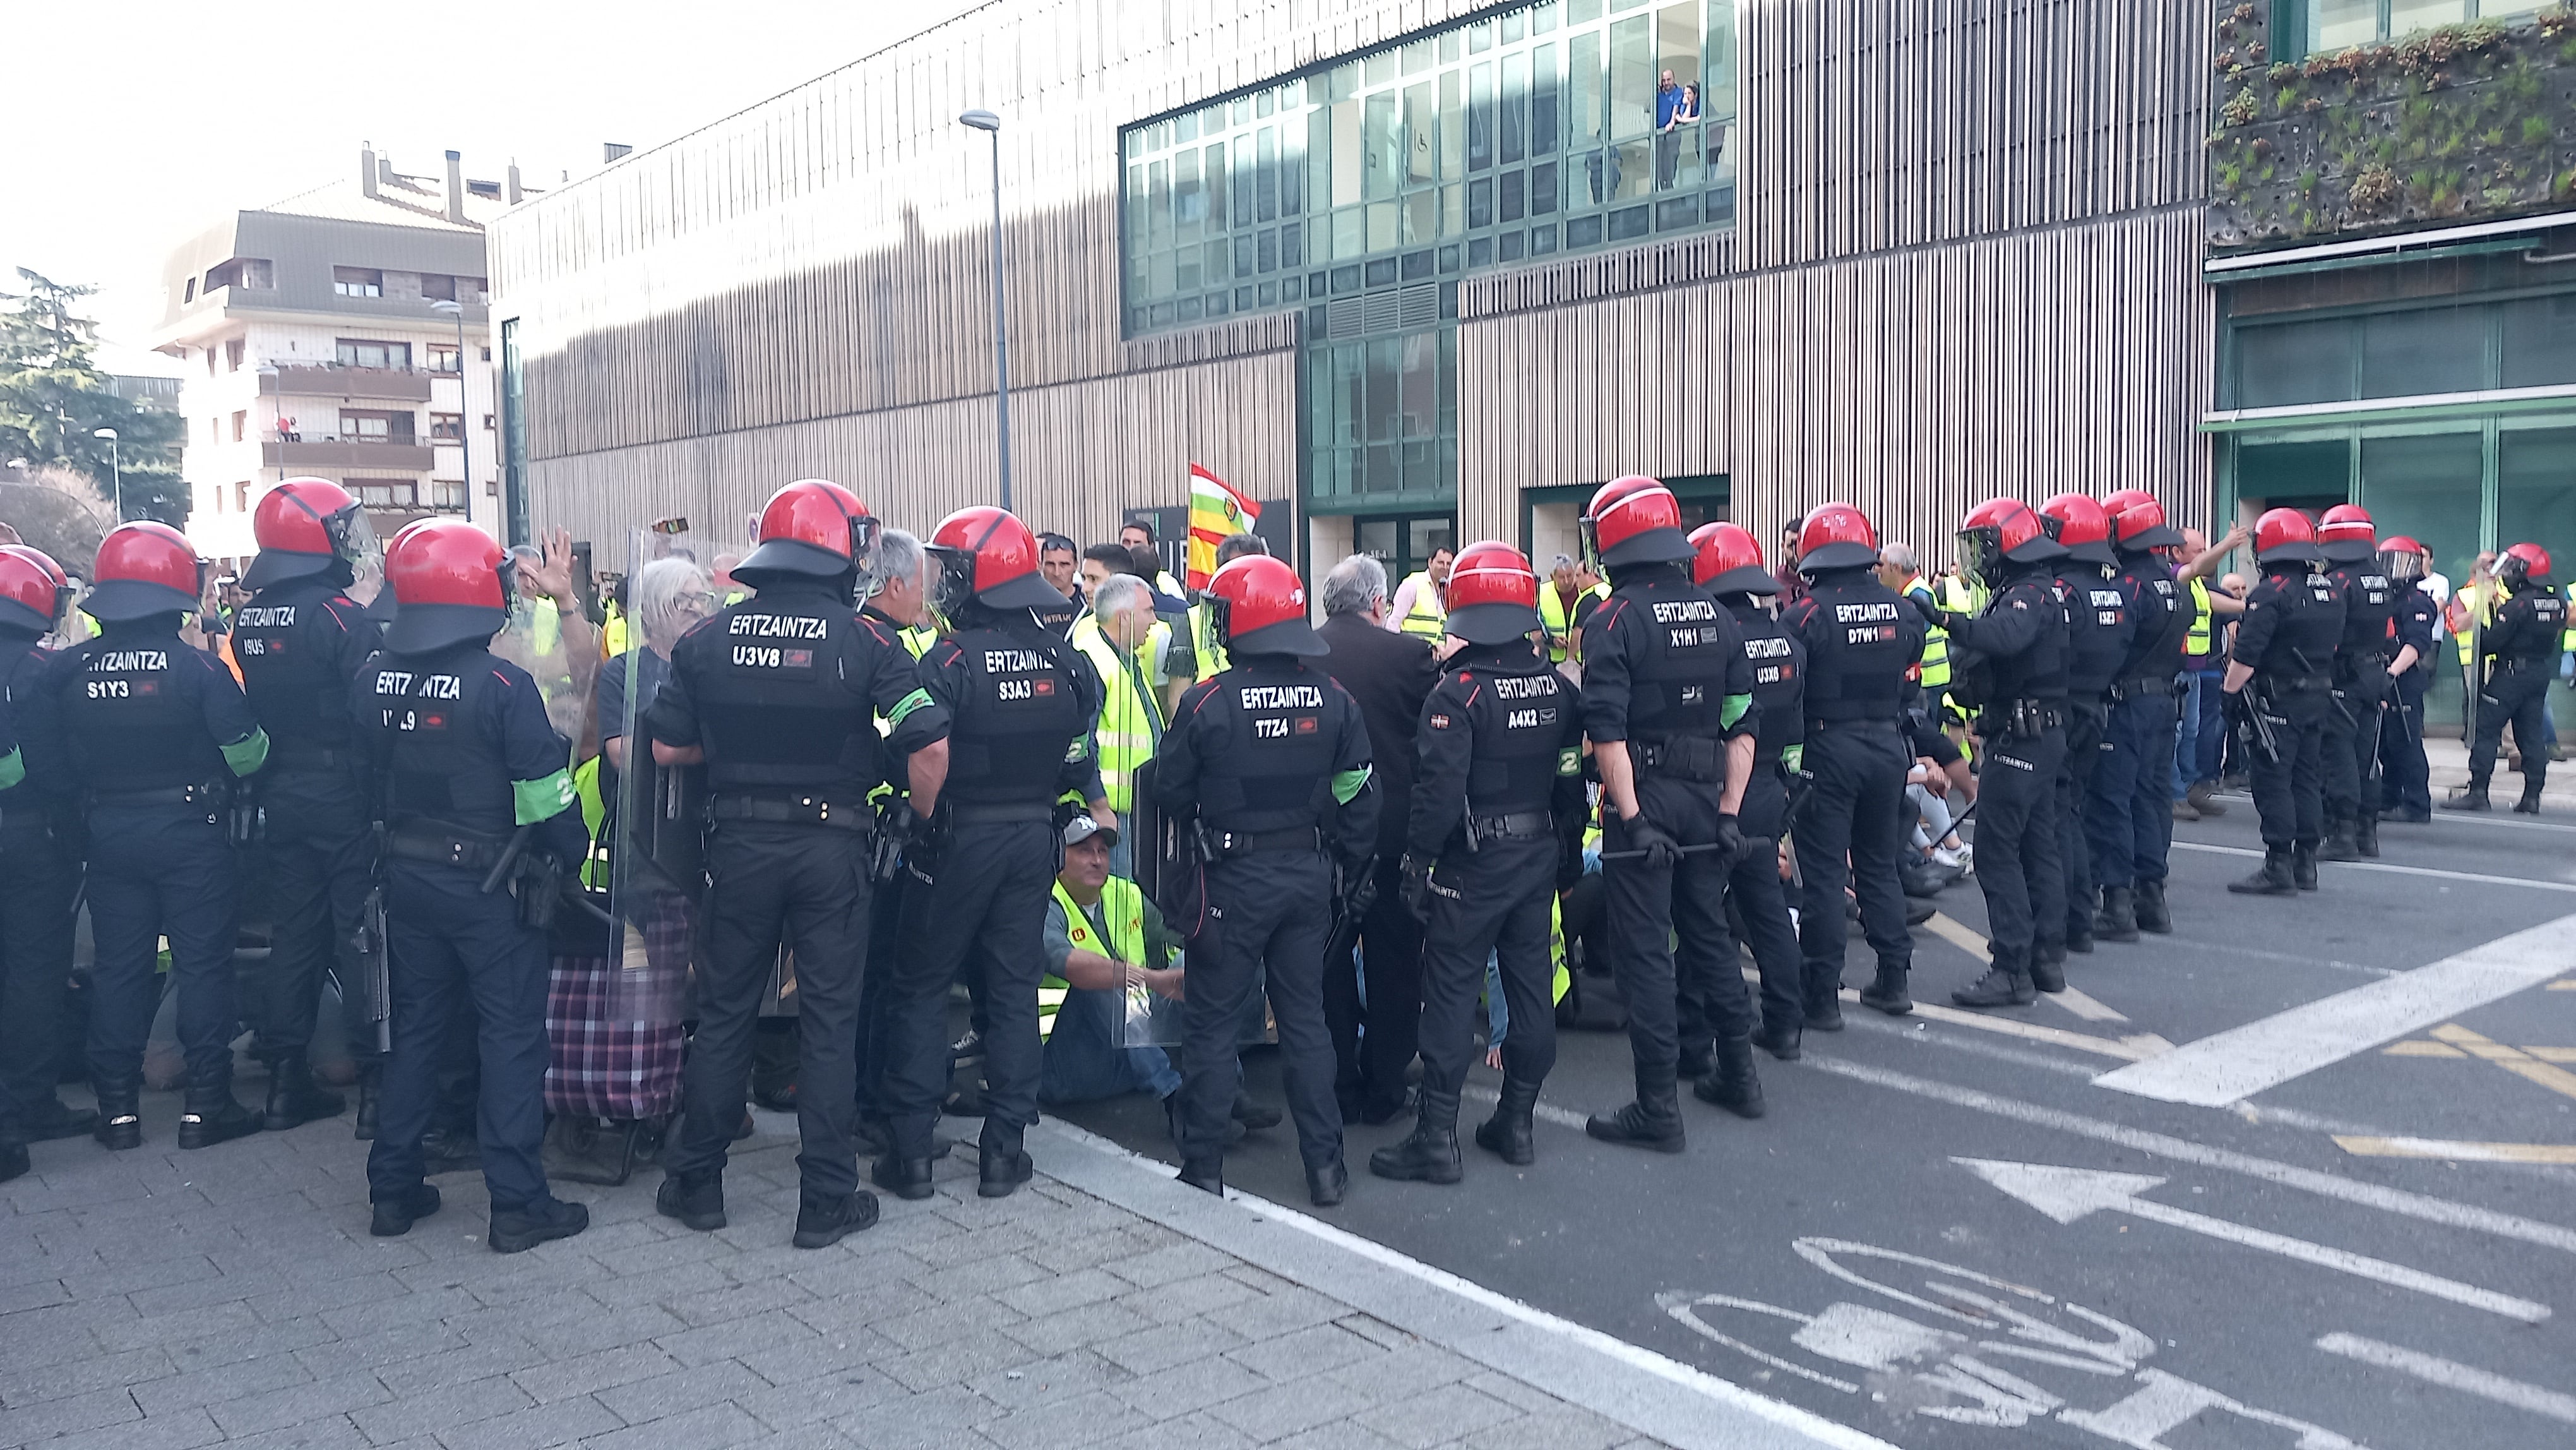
[385,827,508,872]
[1630,734,1724,781]
[1466,810,1552,842]
[1988,699,2065,737]
[2493,657,2551,674]
[2109,674,2174,700]
[265,744,354,773]
[92,781,227,808]
[1207,825,1321,858]
[710,792,872,832]
[947,801,1057,827]
[2266,672,2334,693]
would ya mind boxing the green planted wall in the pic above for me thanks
[2207,3,2576,251]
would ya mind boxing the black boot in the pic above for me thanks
[2293,841,2320,891]
[176,1072,263,1150]
[1177,1158,1225,1195]
[2229,846,2298,896]
[1472,1077,1539,1165]
[2065,913,2095,954]
[978,1126,1033,1199]
[261,1051,346,1132]
[1691,1036,1765,1119]
[1804,983,1846,1031]
[353,1064,379,1141]
[870,1153,936,1201]
[1585,1072,1686,1153]
[1369,1085,1463,1183]
[2132,878,2172,935]
[18,1098,97,1142]
[1306,1154,1349,1207]
[1858,960,1912,1016]
[2443,782,2492,812]
[1953,959,2037,1009]
[2354,810,2381,856]
[0,1142,27,1185]
[420,1125,482,1175]
[369,1183,440,1238]
[2093,886,2141,942]
[2319,817,2361,863]
[489,1196,588,1254]
[655,1170,725,1231]
[792,1190,879,1249]
[2515,784,2544,815]
[2029,945,2067,995]
[1675,1040,1712,1084]
[1753,1017,1803,1062]
[92,1079,143,1151]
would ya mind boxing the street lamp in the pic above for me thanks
[958,107,1011,512]
[430,299,468,517]
[92,428,121,520]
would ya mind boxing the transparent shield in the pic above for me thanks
[1121,953,1188,1047]
[604,524,717,1030]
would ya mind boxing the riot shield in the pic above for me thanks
[602,524,718,1036]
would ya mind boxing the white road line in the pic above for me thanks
[1798,1054,2576,1254]
[2092,912,2576,1106]
[1735,964,2167,1061]
[1919,912,2132,1022]
[2171,840,2576,893]
[1957,1159,2549,1322]
[2313,1333,2576,1423]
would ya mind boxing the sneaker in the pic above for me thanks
[1931,844,1971,873]
[2171,798,2200,822]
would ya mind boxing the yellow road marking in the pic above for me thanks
[2383,1040,2468,1057]
[2335,1135,2576,1166]
[2429,1024,2576,1101]
[1920,912,2134,1023]
[2549,980,2576,991]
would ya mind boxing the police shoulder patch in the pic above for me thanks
[1428,712,1453,729]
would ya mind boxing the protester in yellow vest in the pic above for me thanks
[1189,532,1272,681]
[1386,544,1455,640]
[1537,555,1609,665]
[1878,544,1951,704]
[1070,574,1164,819]
[1039,817,1187,1104]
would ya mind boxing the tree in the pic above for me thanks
[0,269,187,525]
[0,463,116,576]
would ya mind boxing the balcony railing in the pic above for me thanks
[263,437,436,470]
[259,364,436,402]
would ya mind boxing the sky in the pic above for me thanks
[4,0,986,375]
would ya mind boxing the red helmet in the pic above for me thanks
[243,477,378,590]
[2253,507,2320,566]
[2037,493,2118,568]
[1796,501,1880,573]
[2377,534,2426,584]
[736,479,881,590]
[2107,492,2183,550]
[1688,522,1774,596]
[1957,498,2066,587]
[87,522,204,623]
[2499,541,2553,589]
[0,544,69,634]
[2317,503,2376,563]
[1443,541,1541,645]
[1205,553,1325,657]
[1582,476,1693,568]
[383,518,514,653]
[927,505,1067,617]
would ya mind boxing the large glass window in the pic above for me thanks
[1117,0,1738,337]
[2226,291,2576,409]
[2300,0,2540,53]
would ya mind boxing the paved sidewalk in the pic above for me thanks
[0,1098,1868,1450]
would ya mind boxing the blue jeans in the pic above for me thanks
[2171,671,2200,800]
[1040,986,1179,1105]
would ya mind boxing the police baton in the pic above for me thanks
[1597,842,1734,862]
[480,825,534,895]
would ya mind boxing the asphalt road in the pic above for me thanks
[1057,791,2576,1450]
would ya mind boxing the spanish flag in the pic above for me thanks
[1186,464,1258,589]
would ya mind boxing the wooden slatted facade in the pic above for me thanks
[494,0,2219,563]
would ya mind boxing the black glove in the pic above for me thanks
[2221,688,2250,727]
[1555,839,1585,894]
[1399,853,1433,922]
[1621,812,1683,870]
[1713,812,1746,865]
[1341,855,1379,920]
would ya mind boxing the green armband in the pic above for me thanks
[1556,748,1582,777]
[221,728,270,778]
[0,746,21,793]
[1719,693,1753,729]
[885,687,934,728]
[1330,765,1372,805]
[513,768,576,825]
[1780,743,1804,774]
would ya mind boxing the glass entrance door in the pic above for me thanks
[1355,512,1456,591]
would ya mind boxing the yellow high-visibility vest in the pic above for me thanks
[2563,584,2575,654]
[1189,599,1227,683]
[1537,581,1607,664]
[2184,577,2213,658]
[1048,875,1148,1043]
[2452,584,2498,664]
[601,603,632,659]
[1070,613,1164,816]
[1904,580,1951,690]
[1398,571,1447,640]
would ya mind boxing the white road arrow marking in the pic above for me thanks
[1953,1158,2551,1323]
[2314,1333,2576,1424]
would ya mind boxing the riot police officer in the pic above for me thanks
[1577,477,1760,1152]
[1371,543,1585,1184]
[1782,503,1925,1021]
[2376,537,2441,824]
[2224,509,2346,894]
[0,545,90,1168]
[2036,495,2131,957]
[1927,501,2071,1007]
[234,478,383,1134]
[2446,542,2565,815]
[1681,524,1808,1062]
[361,520,590,1251]
[650,481,951,1245]
[2315,505,2399,856]
[1154,554,1377,1205]
[53,524,270,1151]
[879,506,1100,1204]
[2089,491,2196,938]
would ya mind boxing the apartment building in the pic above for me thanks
[150,147,526,565]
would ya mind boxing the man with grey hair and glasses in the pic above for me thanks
[1315,553,1440,1123]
